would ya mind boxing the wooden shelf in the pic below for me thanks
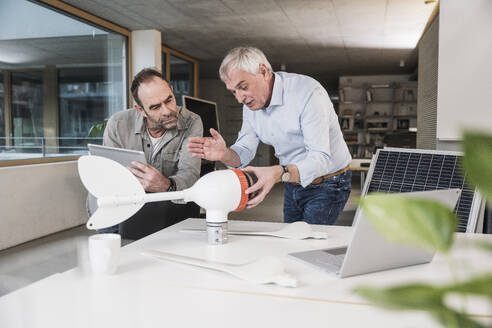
[340,86,363,89]
[367,128,391,132]
[341,130,363,134]
[394,128,416,132]
[339,78,417,158]
[386,131,417,135]
[365,115,391,119]
[393,115,416,118]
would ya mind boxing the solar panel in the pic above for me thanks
[361,148,483,232]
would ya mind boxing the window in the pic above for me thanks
[161,52,168,80]
[11,72,43,155]
[0,0,128,161]
[58,66,125,153]
[170,55,194,106]
[162,46,198,106]
[0,73,4,148]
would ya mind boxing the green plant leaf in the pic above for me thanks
[430,307,486,328]
[463,131,492,204]
[355,283,443,311]
[359,193,457,253]
[444,274,492,299]
[356,284,488,328]
[87,120,108,138]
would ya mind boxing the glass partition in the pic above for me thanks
[58,64,125,153]
[0,0,127,161]
[161,52,168,79]
[170,55,194,106]
[0,73,4,148]
[11,71,43,155]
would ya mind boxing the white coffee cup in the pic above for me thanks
[88,233,121,275]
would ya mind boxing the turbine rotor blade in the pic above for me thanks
[78,155,146,230]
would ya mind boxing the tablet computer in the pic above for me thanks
[88,144,147,168]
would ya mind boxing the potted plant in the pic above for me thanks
[87,119,108,138]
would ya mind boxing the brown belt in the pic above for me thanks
[293,164,350,186]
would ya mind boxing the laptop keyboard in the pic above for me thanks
[289,246,348,274]
[319,247,347,269]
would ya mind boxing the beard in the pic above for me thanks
[145,113,178,131]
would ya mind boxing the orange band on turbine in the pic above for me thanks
[230,169,249,212]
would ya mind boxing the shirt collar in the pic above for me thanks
[266,72,283,109]
[133,106,184,135]
[175,106,185,130]
[134,109,146,135]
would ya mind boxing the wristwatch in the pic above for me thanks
[167,178,176,192]
[281,165,291,182]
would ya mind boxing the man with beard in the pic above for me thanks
[90,67,203,239]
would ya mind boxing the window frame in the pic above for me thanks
[162,45,199,98]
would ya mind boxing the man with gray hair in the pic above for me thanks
[188,47,352,225]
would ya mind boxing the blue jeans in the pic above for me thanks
[283,170,352,225]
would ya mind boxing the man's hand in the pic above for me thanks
[128,161,171,192]
[242,165,283,208]
[188,128,226,161]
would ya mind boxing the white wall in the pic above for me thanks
[417,15,439,150]
[0,162,88,250]
[437,0,492,141]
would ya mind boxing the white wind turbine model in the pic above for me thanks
[78,155,255,244]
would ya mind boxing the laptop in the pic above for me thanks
[289,189,461,278]
[88,144,147,168]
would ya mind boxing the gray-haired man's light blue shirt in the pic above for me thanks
[230,71,352,187]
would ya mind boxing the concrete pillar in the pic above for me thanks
[131,30,162,78]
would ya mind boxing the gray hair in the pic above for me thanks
[219,46,273,81]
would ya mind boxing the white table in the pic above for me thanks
[1,219,491,328]
[350,158,371,188]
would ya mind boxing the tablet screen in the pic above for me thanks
[88,144,147,168]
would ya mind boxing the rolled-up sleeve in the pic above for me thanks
[169,116,203,191]
[229,110,260,168]
[291,87,335,187]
